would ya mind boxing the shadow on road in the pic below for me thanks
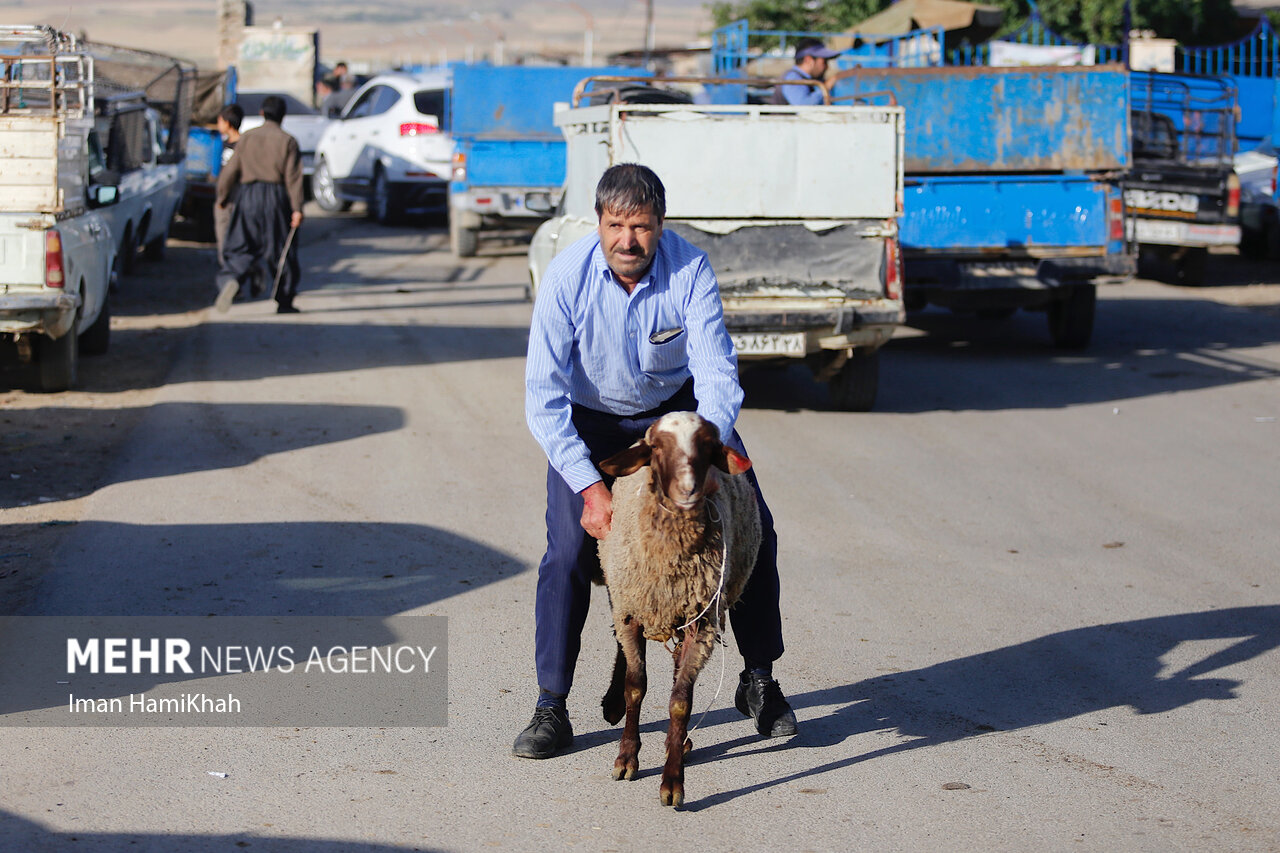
[0,518,526,713]
[743,294,1280,413]
[0,402,405,509]
[0,810,447,852]
[674,605,1280,810]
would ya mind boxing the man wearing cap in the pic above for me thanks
[773,37,840,106]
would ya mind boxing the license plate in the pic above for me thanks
[730,332,806,356]
[1129,219,1185,244]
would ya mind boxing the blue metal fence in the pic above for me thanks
[710,19,946,77]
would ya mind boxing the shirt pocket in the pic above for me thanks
[639,328,688,376]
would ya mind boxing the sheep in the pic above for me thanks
[596,410,762,808]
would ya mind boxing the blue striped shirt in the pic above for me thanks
[525,228,743,493]
[780,67,824,106]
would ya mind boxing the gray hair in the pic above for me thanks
[594,163,666,220]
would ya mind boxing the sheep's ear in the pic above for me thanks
[714,446,752,476]
[599,442,652,477]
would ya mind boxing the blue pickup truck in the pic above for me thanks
[829,65,1134,348]
[447,64,639,257]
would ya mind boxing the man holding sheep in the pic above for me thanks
[518,163,798,759]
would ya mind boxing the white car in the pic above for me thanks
[237,90,330,182]
[311,71,453,223]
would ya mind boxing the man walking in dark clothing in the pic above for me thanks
[215,95,305,314]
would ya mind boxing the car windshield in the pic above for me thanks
[237,92,318,117]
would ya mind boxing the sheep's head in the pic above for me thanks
[598,412,752,511]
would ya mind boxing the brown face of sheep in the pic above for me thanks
[598,413,752,510]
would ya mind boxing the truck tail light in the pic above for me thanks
[400,122,438,136]
[1270,163,1278,199]
[451,150,466,182]
[1108,196,1125,241]
[884,236,902,300]
[1226,172,1241,218]
[45,229,65,288]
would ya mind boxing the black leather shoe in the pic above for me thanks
[276,303,300,314]
[735,670,798,737]
[512,707,573,759]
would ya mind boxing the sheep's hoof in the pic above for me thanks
[659,780,684,808]
[612,758,638,781]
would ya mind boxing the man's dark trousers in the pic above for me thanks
[534,381,784,697]
[220,182,300,307]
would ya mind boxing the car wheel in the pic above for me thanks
[119,226,138,276]
[827,349,879,412]
[451,215,478,257]
[1173,248,1208,287]
[1047,284,1096,349]
[368,168,399,225]
[36,320,79,393]
[313,159,351,212]
[144,224,169,261]
[80,293,110,356]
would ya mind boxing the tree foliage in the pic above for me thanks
[708,0,1248,48]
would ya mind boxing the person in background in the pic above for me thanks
[773,37,840,106]
[320,75,349,117]
[214,103,244,265]
[215,96,304,314]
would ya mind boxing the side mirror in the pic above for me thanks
[88,184,119,207]
[525,192,554,214]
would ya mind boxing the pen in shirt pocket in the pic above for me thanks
[649,327,684,344]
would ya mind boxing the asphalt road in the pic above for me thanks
[2,208,1279,851]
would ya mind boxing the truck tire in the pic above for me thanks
[36,325,79,393]
[368,169,400,225]
[313,160,351,212]
[119,225,138,276]
[451,217,479,258]
[79,294,110,356]
[828,349,879,412]
[1174,248,1208,286]
[1047,284,1096,350]
[144,224,169,261]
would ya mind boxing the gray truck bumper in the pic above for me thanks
[0,291,80,337]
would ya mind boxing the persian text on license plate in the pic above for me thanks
[731,332,806,356]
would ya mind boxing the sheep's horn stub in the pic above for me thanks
[599,441,652,477]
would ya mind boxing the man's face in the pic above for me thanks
[216,117,230,137]
[598,206,663,283]
[801,55,829,78]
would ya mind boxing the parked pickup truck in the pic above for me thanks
[830,65,1136,348]
[0,26,120,391]
[447,63,640,257]
[84,40,193,281]
[529,79,905,410]
[1124,71,1241,285]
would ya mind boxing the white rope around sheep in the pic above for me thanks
[670,495,731,737]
